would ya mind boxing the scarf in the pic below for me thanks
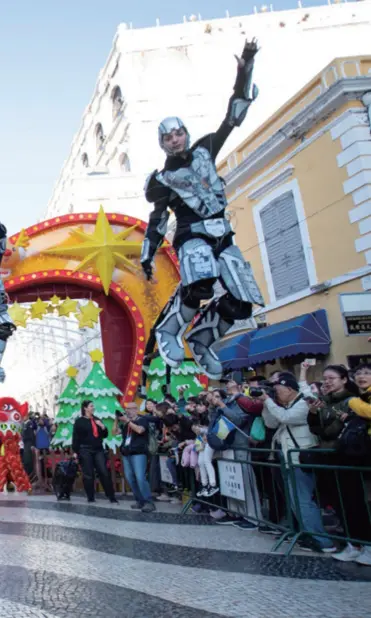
[91,417,99,438]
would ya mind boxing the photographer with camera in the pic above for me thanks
[225,379,263,422]
[113,402,156,513]
[260,373,336,552]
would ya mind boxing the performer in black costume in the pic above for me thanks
[0,223,16,382]
[141,39,264,380]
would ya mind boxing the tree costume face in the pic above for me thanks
[0,397,32,492]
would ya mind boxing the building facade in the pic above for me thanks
[218,54,371,373]
[43,2,371,223]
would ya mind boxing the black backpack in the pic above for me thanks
[336,416,371,458]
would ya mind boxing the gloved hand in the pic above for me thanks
[141,260,153,281]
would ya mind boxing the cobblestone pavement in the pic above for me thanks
[0,495,370,617]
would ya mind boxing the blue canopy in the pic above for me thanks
[217,309,331,370]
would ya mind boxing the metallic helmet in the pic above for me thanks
[158,117,190,155]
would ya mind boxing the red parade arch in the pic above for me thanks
[3,211,180,402]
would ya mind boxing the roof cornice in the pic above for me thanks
[224,76,371,193]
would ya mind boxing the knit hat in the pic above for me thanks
[277,372,299,392]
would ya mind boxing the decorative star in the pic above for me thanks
[9,302,29,328]
[45,206,142,294]
[66,366,78,379]
[76,312,95,330]
[78,300,102,325]
[14,228,30,249]
[50,294,61,306]
[89,349,104,364]
[31,298,48,320]
[58,297,78,317]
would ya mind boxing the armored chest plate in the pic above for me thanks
[157,147,227,218]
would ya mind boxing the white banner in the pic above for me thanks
[159,456,174,484]
[217,460,245,501]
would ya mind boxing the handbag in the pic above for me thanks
[250,417,266,442]
[336,416,371,458]
[286,425,318,466]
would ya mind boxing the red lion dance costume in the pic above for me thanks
[0,397,32,492]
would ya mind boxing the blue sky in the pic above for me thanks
[1,0,330,234]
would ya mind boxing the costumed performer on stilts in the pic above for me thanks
[0,222,16,383]
[140,38,264,380]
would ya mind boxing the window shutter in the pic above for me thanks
[260,191,309,300]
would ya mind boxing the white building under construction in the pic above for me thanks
[43,1,371,224]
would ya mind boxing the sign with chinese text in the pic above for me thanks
[345,315,371,335]
[217,460,245,501]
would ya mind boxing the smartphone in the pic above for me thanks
[304,358,316,366]
[304,395,319,404]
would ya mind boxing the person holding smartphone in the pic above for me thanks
[72,400,118,504]
[113,402,156,513]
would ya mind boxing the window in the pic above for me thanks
[111,85,123,120]
[119,152,130,173]
[254,179,316,303]
[95,123,105,152]
[81,153,89,168]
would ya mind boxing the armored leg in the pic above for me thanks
[185,244,263,379]
[155,286,198,368]
[155,238,217,368]
[0,224,16,382]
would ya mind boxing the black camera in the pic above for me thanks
[115,410,124,419]
[249,381,275,400]
[249,387,264,398]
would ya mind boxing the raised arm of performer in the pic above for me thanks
[195,38,259,160]
[140,39,259,283]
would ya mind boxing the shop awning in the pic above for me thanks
[217,309,331,370]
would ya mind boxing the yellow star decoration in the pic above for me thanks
[58,297,78,317]
[9,302,29,328]
[31,298,48,320]
[14,228,30,249]
[50,295,61,306]
[76,312,95,330]
[45,206,142,294]
[89,349,104,364]
[80,300,101,323]
[66,366,78,379]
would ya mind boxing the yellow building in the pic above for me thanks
[218,56,371,376]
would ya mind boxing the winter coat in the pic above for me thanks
[307,390,352,447]
[262,394,316,463]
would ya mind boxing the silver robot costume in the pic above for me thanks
[141,39,263,380]
[0,224,16,383]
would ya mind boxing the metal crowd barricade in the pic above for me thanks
[285,448,371,554]
[182,446,297,552]
[30,448,124,495]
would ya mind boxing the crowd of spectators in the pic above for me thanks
[111,362,371,566]
[16,361,371,566]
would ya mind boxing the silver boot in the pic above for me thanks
[155,290,197,368]
[185,300,231,380]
